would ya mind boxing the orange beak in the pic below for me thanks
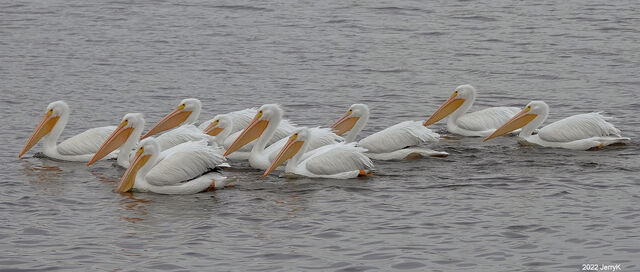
[141,106,191,139]
[87,120,134,165]
[223,113,268,156]
[329,111,360,136]
[423,94,465,126]
[483,108,537,142]
[263,135,304,177]
[19,113,60,158]
[203,120,224,136]
[116,148,150,193]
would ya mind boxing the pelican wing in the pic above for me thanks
[146,140,225,186]
[537,112,622,142]
[156,124,215,150]
[57,126,117,155]
[199,108,258,133]
[456,107,521,131]
[359,120,439,153]
[305,142,374,176]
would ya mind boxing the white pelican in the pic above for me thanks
[202,110,300,161]
[483,101,630,150]
[330,104,448,160]
[224,104,342,170]
[141,98,203,138]
[263,128,374,179]
[115,137,229,194]
[199,108,257,137]
[19,101,117,161]
[424,84,521,137]
[87,113,145,168]
[87,113,218,168]
[137,98,214,150]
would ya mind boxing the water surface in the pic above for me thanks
[1,0,639,271]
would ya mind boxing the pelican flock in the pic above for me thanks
[18,86,631,194]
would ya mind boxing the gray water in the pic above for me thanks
[1,0,639,271]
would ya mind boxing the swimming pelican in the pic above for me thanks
[330,104,447,160]
[19,101,117,161]
[224,104,341,170]
[199,108,258,137]
[201,114,252,161]
[141,98,203,139]
[202,110,300,161]
[115,137,229,194]
[424,84,521,137]
[137,98,214,149]
[263,128,374,179]
[87,113,218,168]
[483,101,630,150]
[87,113,146,168]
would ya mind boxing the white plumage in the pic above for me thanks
[19,100,117,161]
[87,113,220,168]
[484,101,630,150]
[359,120,440,153]
[199,108,258,135]
[330,104,447,160]
[264,128,374,179]
[224,104,342,170]
[424,84,522,137]
[455,107,521,133]
[155,124,215,150]
[56,126,117,156]
[146,140,226,186]
[223,117,297,154]
[537,113,621,143]
[116,138,229,195]
[303,143,374,178]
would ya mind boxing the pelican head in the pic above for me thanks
[330,104,369,136]
[87,113,145,165]
[483,101,548,141]
[224,104,282,156]
[116,137,160,193]
[141,98,201,139]
[263,127,310,177]
[203,114,232,137]
[19,101,70,158]
[423,84,476,126]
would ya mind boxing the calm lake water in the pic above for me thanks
[1,0,639,271]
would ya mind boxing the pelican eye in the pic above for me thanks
[123,119,128,126]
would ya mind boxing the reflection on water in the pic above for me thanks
[21,161,63,182]
[119,192,150,224]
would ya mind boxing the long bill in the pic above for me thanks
[116,148,150,193]
[223,114,268,156]
[423,95,465,126]
[141,107,191,139]
[263,135,304,177]
[87,121,134,165]
[483,109,537,142]
[19,113,60,158]
[329,112,359,136]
